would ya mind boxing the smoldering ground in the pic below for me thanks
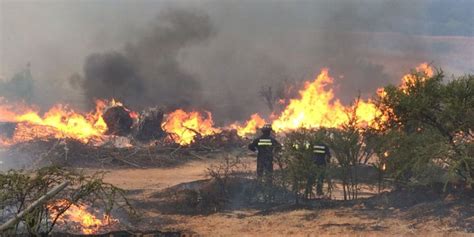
[1,0,472,123]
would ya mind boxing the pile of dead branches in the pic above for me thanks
[189,129,247,149]
[2,131,247,170]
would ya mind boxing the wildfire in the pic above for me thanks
[400,63,434,93]
[228,113,266,137]
[0,99,109,145]
[271,69,380,132]
[375,63,434,127]
[0,63,434,147]
[163,109,221,145]
[49,200,117,234]
[377,62,434,98]
[237,64,431,134]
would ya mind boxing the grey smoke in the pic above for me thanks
[79,8,214,110]
[1,0,472,123]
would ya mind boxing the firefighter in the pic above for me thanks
[312,142,331,197]
[248,124,281,182]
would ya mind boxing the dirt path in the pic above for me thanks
[85,157,472,237]
[100,160,212,191]
[96,156,254,191]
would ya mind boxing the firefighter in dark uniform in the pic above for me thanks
[248,124,281,182]
[312,143,331,196]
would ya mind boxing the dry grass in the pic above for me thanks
[90,155,474,236]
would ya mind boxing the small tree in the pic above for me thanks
[325,100,377,200]
[0,167,133,235]
[377,69,474,190]
[281,129,315,200]
[279,128,335,200]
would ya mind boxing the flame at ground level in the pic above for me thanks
[0,100,108,145]
[48,200,117,234]
[163,109,221,145]
[0,63,433,146]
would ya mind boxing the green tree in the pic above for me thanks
[325,100,377,200]
[377,69,474,189]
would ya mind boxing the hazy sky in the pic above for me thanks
[1,0,473,122]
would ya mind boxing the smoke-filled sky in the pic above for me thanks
[1,0,473,123]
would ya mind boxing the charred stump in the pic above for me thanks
[103,106,133,136]
[135,108,166,141]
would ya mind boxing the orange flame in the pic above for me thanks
[228,65,434,135]
[400,63,434,93]
[163,109,220,145]
[228,113,266,137]
[49,200,117,234]
[271,69,380,132]
[0,63,435,146]
[375,63,434,128]
[0,99,113,145]
[377,63,434,97]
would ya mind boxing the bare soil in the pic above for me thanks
[4,139,472,236]
[86,155,474,237]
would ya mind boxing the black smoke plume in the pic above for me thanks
[80,8,214,110]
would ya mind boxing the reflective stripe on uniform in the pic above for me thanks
[258,139,273,146]
[313,144,326,154]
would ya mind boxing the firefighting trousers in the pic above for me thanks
[306,165,326,196]
[256,156,273,179]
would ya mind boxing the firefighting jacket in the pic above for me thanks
[312,143,331,166]
[248,135,281,161]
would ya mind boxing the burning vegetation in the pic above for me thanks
[0,63,473,236]
[0,167,131,236]
[48,199,118,235]
[1,0,473,235]
[0,64,422,147]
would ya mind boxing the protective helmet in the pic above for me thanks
[261,123,273,133]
